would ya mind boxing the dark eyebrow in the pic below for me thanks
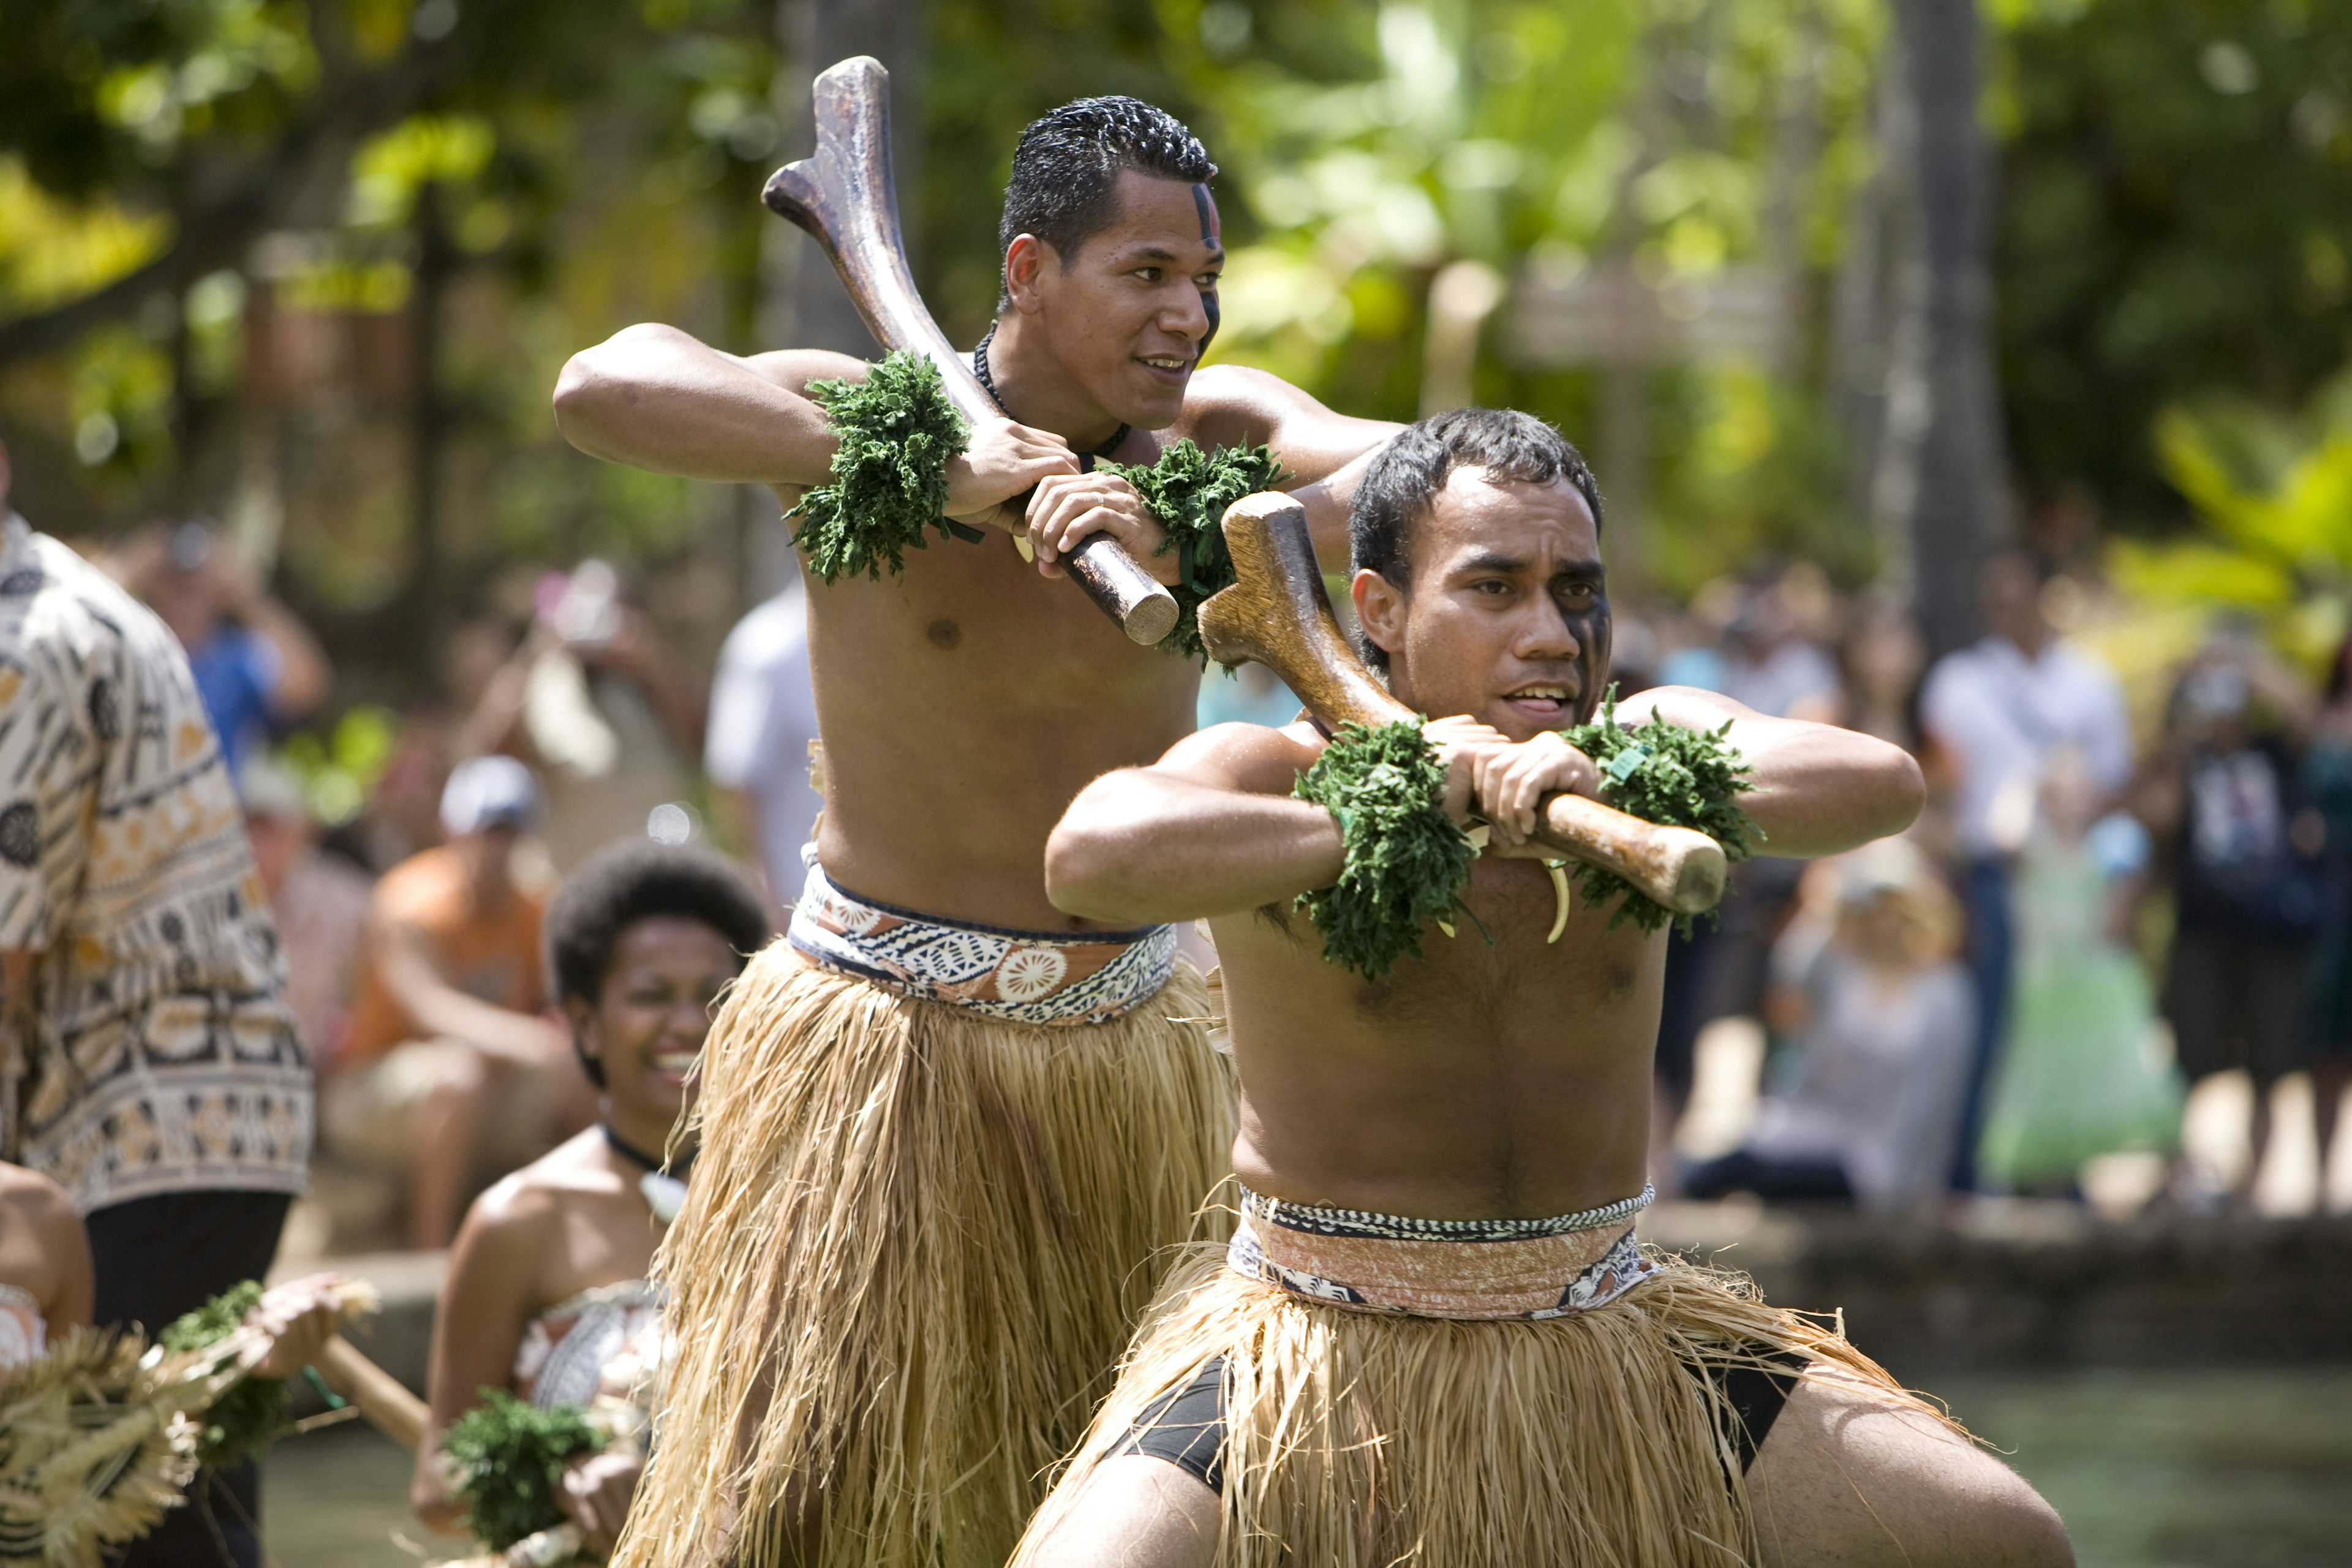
[1126,244,1225,267]
[1455,551,1527,575]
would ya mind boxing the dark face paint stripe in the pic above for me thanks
[1193,182,1222,352]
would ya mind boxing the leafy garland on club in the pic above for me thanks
[1558,688,1760,935]
[1291,695,1760,972]
[440,1391,606,1558]
[789,351,1284,662]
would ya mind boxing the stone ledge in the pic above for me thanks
[1643,1199,2352,1373]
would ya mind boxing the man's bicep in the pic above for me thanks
[1153,722,1319,797]
[736,348,873,398]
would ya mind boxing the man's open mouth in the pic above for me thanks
[1501,684,1577,722]
[1136,353,1193,381]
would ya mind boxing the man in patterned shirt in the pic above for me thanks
[0,437,314,1568]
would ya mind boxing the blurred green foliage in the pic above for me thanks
[1,0,2348,649]
[1995,0,2352,530]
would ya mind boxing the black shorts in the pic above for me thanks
[86,1189,291,1568]
[1115,1346,1806,1495]
[2164,927,2315,1087]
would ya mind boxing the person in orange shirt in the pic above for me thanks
[331,756,589,1249]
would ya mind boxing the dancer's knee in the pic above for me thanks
[1749,1369,2071,1567]
[1017,1457,1220,1568]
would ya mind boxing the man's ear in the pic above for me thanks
[564,997,600,1060]
[1352,569,1408,664]
[1004,235,1055,316]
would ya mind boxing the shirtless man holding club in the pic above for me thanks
[554,71,1395,1568]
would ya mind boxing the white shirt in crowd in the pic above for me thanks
[1920,636,2133,858]
[705,580,821,903]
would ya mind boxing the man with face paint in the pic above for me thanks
[1017,411,2071,1568]
[560,100,1399,1568]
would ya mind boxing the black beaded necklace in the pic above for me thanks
[602,1122,693,1182]
[972,321,1129,464]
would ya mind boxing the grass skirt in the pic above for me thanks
[611,945,1232,1568]
[1015,1246,1931,1568]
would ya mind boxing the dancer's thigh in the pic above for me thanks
[1019,1457,1221,1568]
[1747,1368,2073,1568]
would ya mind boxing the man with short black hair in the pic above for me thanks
[558,97,1400,1567]
[1018,408,2068,1567]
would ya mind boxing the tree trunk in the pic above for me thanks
[1875,0,2004,658]
[400,181,453,666]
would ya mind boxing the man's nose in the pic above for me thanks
[1160,287,1210,345]
[1516,601,1581,662]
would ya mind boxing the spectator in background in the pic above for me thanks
[1,440,313,1567]
[1684,840,1975,1212]
[2301,633,2352,1186]
[243,757,375,1071]
[1718,568,1844,724]
[411,842,769,1556]
[2138,638,2324,1208]
[1838,592,1929,753]
[1976,748,2180,1194]
[1651,571,1844,1188]
[114,519,331,781]
[461,562,709,873]
[333,756,584,1249]
[705,571,821,910]
[1920,549,2133,1191]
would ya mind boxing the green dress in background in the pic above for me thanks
[1978,839,2184,1192]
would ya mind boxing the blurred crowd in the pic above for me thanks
[1626,552,2352,1218]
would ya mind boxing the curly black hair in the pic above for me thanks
[543,840,771,1087]
[998,96,1216,308]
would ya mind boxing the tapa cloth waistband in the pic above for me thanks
[1226,1183,1658,1321]
[788,861,1178,1026]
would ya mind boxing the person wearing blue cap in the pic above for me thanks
[331,756,590,1249]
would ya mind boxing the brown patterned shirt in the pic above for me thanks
[0,517,311,1212]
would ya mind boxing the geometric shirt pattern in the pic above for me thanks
[0,518,311,1213]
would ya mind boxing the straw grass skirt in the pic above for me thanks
[611,944,1233,1568]
[1014,1247,1936,1568]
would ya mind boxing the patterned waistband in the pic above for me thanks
[1227,1183,1658,1321]
[788,862,1177,1027]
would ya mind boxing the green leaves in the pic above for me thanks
[1291,718,1475,979]
[159,1280,290,1471]
[1559,688,1759,935]
[788,350,972,582]
[441,1390,606,1553]
[1105,437,1287,663]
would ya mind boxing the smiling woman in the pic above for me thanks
[409,841,769,1559]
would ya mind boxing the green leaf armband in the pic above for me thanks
[1291,718,1476,979]
[442,1389,606,1553]
[1558,687,1763,935]
[788,350,973,582]
[1104,438,1287,663]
